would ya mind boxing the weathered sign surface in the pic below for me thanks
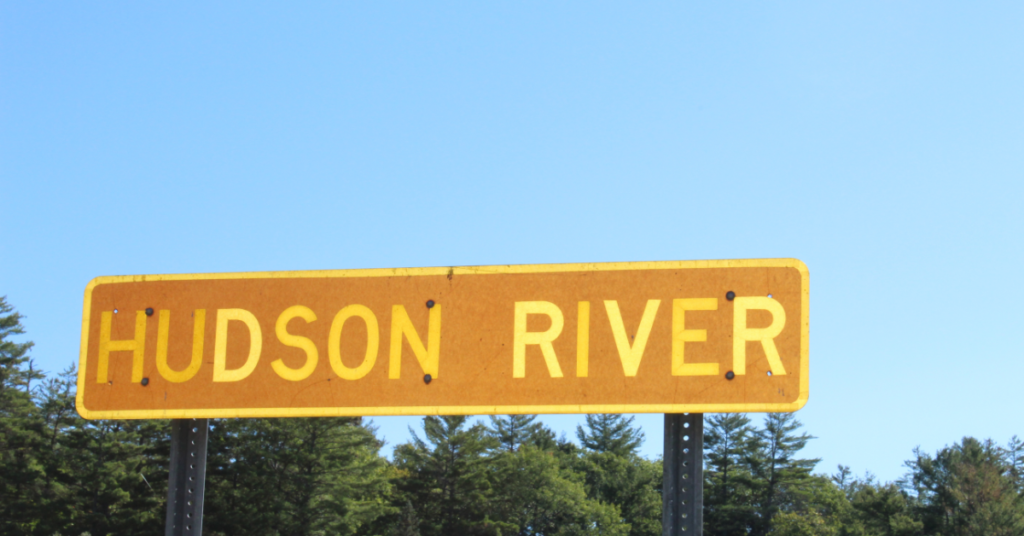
[75,259,809,419]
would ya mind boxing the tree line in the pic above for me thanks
[2,297,1022,535]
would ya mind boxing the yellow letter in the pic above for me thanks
[513,301,564,378]
[213,309,262,382]
[672,299,718,376]
[330,305,379,380]
[577,301,590,378]
[733,296,787,375]
[273,306,318,381]
[605,300,660,377]
[388,304,441,379]
[156,310,205,383]
[96,310,146,383]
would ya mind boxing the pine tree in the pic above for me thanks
[489,444,628,536]
[746,413,819,536]
[0,297,39,405]
[574,449,661,536]
[387,500,423,536]
[0,302,169,536]
[1006,435,1023,493]
[0,296,45,535]
[204,416,392,536]
[906,437,1024,536]
[768,474,855,536]
[572,415,660,536]
[576,414,644,457]
[31,365,101,535]
[393,416,500,536]
[57,417,168,535]
[704,413,757,536]
[831,464,857,498]
[848,481,922,536]
[488,414,543,452]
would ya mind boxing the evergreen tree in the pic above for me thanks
[573,415,660,536]
[905,437,1024,536]
[577,452,662,536]
[28,367,79,535]
[769,475,854,536]
[703,413,757,536]
[848,481,922,536]
[0,300,170,535]
[1006,435,1023,493]
[0,296,45,535]
[488,414,544,452]
[576,414,644,457]
[528,424,564,453]
[387,500,423,536]
[393,416,501,536]
[14,364,170,536]
[58,417,168,535]
[746,413,819,536]
[489,444,629,536]
[831,465,857,498]
[0,297,39,405]
[204,416,392,536]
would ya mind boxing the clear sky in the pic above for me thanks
[2,2,1022,483]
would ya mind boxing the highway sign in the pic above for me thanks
[76,259,808,419]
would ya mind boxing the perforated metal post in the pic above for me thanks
[166,419,209,536]
[663,413,703,535]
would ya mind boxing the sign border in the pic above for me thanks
[77,258,809,419]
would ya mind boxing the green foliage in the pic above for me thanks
[747,413,820,536]
[387,500,422,536]
[21,362,168,536]
[704,413,823,536]
[0,297,39,403]
[392,416,502,536]
[488,414,544,452]
[905,437,1024,536]
[204,417,392,536]
[1006,435,1024,492]
[58,418,168,535]
[573,414,661,536]
[1,299,169,536]
[576,414,644,457]
[705,413,758,535]
[489,445,628,536]
[848,481,922,536]
[0,296,45,534]
[389,416,641,536]
[769,475,856,536]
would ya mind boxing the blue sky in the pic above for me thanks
[2,2,1022,483]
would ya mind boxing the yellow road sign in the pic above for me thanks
[76,259,809,419]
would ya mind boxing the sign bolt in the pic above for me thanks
[725,371,735,380]
[725,291,735,301]
[423,374,432,384]
[426,300,435,309]
[141,377,150,386]
[145,308,154,316]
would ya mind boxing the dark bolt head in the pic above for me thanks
[725,371,735,380]
[726,291,736,301]
[145,308,154,316]
[141,377,150,386]
[426,300,435,309]
[423,374,432,384]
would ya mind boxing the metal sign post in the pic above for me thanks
[165,418,209,536]
[662,413,703,535]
